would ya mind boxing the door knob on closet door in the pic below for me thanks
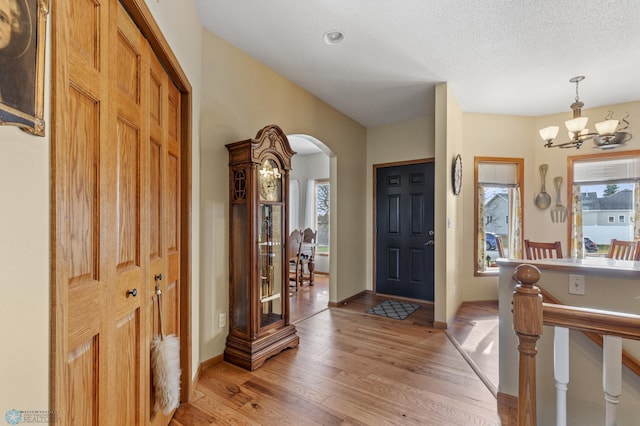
[127,288,138,297]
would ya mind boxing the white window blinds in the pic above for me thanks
[574,157,640,184]
[478,163,518,185]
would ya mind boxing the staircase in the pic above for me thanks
[511,264,640,425]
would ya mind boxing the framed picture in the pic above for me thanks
[0,0,48,136]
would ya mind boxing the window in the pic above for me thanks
[474,157,524,275]
[314,180,329,254]
[568,151,640,257]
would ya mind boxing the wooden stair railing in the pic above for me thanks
[538,286,640,377]
[512,264,640,426]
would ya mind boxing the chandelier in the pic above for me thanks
[539,76,632,149]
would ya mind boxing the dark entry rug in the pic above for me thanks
[367,300,420,320]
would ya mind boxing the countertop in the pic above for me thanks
[496,256,640,279]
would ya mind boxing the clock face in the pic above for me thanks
[452,155,462,195]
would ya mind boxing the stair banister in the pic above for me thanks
[512,263,640,426]
[512,264,544,426]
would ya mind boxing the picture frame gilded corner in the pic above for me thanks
[0,0,49,136]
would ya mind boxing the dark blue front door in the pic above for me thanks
[375,161,435,301]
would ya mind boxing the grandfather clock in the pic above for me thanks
[224,124,299,370]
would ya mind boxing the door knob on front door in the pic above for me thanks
[425,229,435,245]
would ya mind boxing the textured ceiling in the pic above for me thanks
[195,0,640,127]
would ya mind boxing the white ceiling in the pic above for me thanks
[195,0,640,127]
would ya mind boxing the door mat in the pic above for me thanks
[367,300,420,320]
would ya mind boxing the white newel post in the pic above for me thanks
[603,335,622,426]
[554,327,569,426]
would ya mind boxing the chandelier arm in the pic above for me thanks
[620,113,630,131]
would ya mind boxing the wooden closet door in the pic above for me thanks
[146,40,181,426]
[51,0,113,423]
[111,3,149,425]
[52,1,180,425]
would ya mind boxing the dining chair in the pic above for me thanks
[299,228,317,286]
[288,230,303,291]
[607,239,640,261]
[495,235,505,258]
[524,239,563,260]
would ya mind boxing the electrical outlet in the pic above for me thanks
[218,312,227,328]
[568,274,585,295]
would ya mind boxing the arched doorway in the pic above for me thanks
[287,134,333,321]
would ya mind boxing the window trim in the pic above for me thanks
[474,156,525,276]
[567,149,640,248]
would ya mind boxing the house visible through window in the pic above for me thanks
[569,151,640,257]
[315,180,329,254]
[474,157,524,275]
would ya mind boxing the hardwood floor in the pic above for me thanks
[289,274,330,323]
[172,292,507,425]
[446,301,499,395]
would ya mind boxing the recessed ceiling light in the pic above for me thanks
[323,30,345,45]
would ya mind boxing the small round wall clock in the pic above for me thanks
[452,154,462,195]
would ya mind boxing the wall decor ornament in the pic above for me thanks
[0,0,48,136]
[452,154,462,195]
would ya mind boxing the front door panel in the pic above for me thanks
[376,162,435,300]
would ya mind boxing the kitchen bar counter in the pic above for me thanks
[496,256,640,279]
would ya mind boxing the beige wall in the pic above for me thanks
[198,29,367,361]
[365,116,435,291]
[433,84,466,324]
[0,0,203,413]
[460,113,535,301]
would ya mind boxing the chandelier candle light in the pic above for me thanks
[539,76,632,149]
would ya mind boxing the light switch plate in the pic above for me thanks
[568,274,585,295]
[218,312,227,328]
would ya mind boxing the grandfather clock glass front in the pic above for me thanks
[259,204,283,328]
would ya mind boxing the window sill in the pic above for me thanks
[474,269,499,277]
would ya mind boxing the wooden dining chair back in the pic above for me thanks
[495,235,505,258]
[607,239,640,261]
[299,228,317,285]
[524,239,563,260]
[288,230,303,290]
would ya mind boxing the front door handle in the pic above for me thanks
[425,240,434,246]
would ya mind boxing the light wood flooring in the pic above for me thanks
[289,274,331,323]
[447,301,499,395]
[171,286,508,425]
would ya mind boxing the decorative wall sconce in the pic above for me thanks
[539,76,632,149]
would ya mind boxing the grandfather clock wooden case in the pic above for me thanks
[224,125,299,370]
